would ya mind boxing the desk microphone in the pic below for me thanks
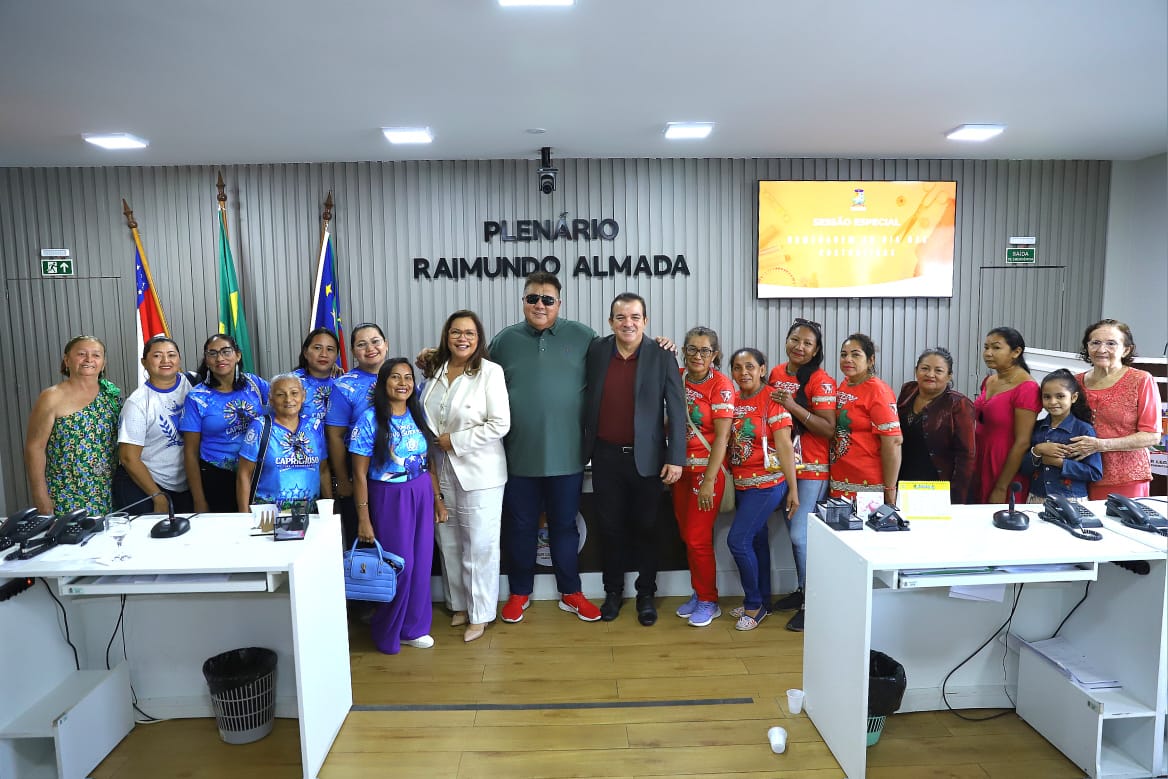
[992,482,1028,531]
[107,492,189,539]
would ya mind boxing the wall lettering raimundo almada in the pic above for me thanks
[412,213,691,280]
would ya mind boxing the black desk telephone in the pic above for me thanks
[0,508,54,556]
[1040,495,1102,540]
[1105,494,1168,536]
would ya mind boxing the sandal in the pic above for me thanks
[734,608,768,631]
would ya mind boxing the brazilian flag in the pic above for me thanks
[216,208,254,373]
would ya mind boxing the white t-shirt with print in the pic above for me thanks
[118,376,192,491]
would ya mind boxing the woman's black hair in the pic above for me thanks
[729,347,767,371]
[1041,369,1094,423]
[684,326,722,370]
[196,333,248,391]
[141,335,180,361]
[987,326,1030,373]
[371,357,435,470]
[431,310,488,379]
[297,327,340,372]
[916,346,955,388]
[350,322,386,349]
[785,319,825,412]
[842,333,878,376]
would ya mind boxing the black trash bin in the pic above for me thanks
[867,650,907,746]
[202,647,278,744]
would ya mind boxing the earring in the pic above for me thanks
[234,364,242,382]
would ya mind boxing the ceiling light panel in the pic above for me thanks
[664,122,714,140]
[382,127,433,144]
[946,124,1006,141]
[82,133,149,150]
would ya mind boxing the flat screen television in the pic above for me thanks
[757,180,957,298]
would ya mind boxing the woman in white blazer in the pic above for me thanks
[421,310,511,642]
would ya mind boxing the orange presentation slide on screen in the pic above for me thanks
[757,181,957,298]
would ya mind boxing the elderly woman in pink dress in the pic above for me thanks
[1063,319,1162,500]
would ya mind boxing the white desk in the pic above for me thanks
[0,513,352,779]
[804,502,1167,779]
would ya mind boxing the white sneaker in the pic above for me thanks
[402,634,434,649]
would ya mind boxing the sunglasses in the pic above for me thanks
[794,317,822,330]
[524,294,557,306]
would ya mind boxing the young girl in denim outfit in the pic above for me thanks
[1022,370,1103,501]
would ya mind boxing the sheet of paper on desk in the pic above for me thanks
[1019,636,1120,690]
[949,584,1006,602]
[899,481,952,519]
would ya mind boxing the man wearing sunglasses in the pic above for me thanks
[489,271,604,623]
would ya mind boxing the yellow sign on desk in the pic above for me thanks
[898,481,952,520]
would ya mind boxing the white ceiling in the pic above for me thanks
[1,0,1165,167]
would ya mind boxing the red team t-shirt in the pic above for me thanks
[829,376,901,497]
[682,369,736,471]
[729,390,792,490]
[768,364,837,481]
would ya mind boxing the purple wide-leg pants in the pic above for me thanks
[369,476,435,654]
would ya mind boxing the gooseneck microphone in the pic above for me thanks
[107,491,189,539]
[992,482,1028,531]
[144,491,190,539]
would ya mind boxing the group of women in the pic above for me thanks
[22,315,1161,651]
[671,317,1162,634]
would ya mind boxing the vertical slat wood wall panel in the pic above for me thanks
[0,158,1110,509]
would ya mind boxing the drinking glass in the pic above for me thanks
[106,512,131,561]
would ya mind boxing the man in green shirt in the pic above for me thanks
[490,272,603,624]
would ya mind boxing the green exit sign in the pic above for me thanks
[41,259,75,276]
[1006,248,1036,264]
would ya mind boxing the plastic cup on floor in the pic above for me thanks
[767,725,787,754]
[786,688,805,715]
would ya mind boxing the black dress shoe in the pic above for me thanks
[636,594,657,626]
[600,592,623,621]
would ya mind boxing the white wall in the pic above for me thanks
[1104,153,1168,354]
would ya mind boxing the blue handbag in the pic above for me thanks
[342,539,405,603]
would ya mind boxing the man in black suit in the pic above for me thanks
[583,292,686,626]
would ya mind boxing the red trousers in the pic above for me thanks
[671,468,728,602]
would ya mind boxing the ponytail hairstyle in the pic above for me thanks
[196,333,248,391]
[297,327,341,372]
[1041,369,1094,423]
[683,325,722,370]
[987,326,1030,373]
[371,358,435,470]
[785,318,825,412]
[915,346,955,388]
[60,334,107,379]
[843,333,878,376]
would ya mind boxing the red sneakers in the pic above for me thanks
[559,591,602,622]
[501,593,530,623]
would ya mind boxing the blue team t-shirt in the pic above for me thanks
[239,414,327,508]
[292,368,335,423]
[348,407,429,482]
[324,369,378,444]
[179,374,271,470]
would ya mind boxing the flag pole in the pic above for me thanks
[315,190,334,294]
[122,198,171,336]
[216,171,230,239]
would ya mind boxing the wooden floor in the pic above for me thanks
[93,597,1085,778]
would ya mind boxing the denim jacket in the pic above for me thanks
[1020,414,1103,499]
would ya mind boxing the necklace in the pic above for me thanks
[686,371,713,385]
